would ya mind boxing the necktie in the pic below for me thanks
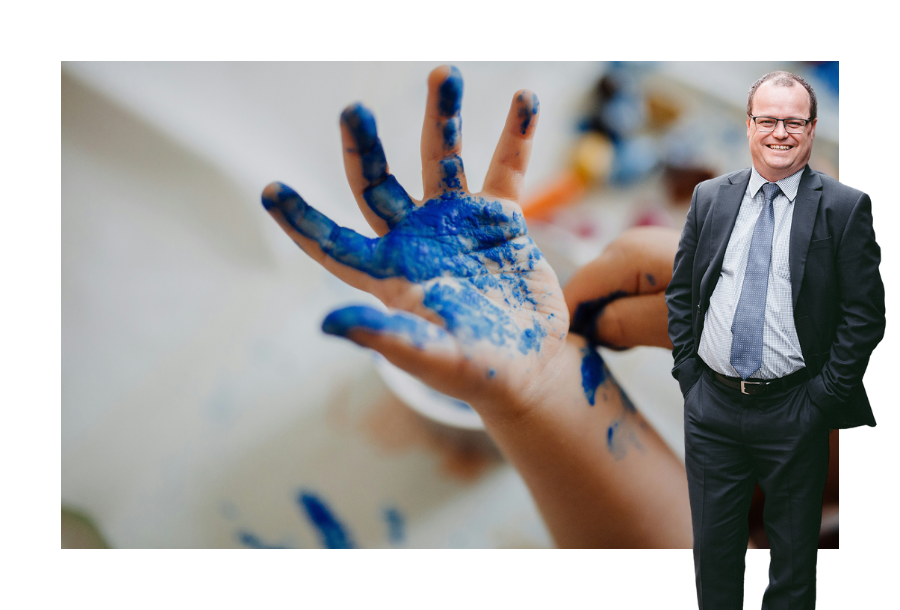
[730,182,780,380]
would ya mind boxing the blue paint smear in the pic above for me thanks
[340,104,415,227]
[488,369,496,379]
[516,92,540,134]
[297,491,355,549]
[341,104,387,185]
[440,155,464,190]
[442,117,461,149]
[438,66,463,117]
[237,531,288,549]
[383,507,406,544]
[580,344,606,406]
[645,273,656,286]
[606,421,627,460]
[264,183,549,355]
[322,305,444,349]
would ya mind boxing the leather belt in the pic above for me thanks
[710,367,808,396]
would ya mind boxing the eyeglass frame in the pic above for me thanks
[748,114,814,133]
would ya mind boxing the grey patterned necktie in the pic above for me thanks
[730,182,781,380]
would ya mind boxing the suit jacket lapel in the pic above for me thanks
[789,166,823,307]
[700,169,750,303]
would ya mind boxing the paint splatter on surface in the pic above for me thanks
[580,344,606,406]
[383,507,406,544]
[297,491,355,549]
[237,531,288,549]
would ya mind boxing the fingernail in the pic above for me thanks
[438,66,463,117]
[322,306,388,337]
[340,103,378,152]
[516,91,540,135]
[261,181,296,210]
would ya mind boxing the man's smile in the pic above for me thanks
[767,145,793,150]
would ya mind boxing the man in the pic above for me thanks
[666,71,885,609]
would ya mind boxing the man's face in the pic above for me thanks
[746,80,817,182]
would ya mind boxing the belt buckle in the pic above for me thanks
[740,380,753,395]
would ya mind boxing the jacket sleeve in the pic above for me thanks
[666,183,704,397]
[806,192,886,412]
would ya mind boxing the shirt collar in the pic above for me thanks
[748,166,804,202]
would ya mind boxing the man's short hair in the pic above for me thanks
[747,71,818,121]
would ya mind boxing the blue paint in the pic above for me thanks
[264,183,549,355]
[341,104,415,227]
[442,117,461,149]
[237,531,288,549]
[383,507,406,544]
[488,369,496,379]
[341,104,387,185]
[645,273,656,286]
[440,155,464,190]
[438,66,463,117]
[297,491,355,549]
[516,93,540,134]
[341,103,378,152]
[322,305,447,349]
[606,421,627,460]
[580,344,606,406]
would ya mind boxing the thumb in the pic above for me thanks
[322,305,464,388]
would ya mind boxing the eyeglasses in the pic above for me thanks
[749,115,812,134]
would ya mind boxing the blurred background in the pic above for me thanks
[62,61,840,549]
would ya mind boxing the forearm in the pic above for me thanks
[472,334,692,548]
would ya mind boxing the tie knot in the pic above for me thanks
[762,182,781,203]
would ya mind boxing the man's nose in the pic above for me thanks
[773,120,789,137]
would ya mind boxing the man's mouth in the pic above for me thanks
[767,145,792,150]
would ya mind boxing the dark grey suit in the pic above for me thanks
[666,165,885,608]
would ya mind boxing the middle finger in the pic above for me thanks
[421,65,468,199]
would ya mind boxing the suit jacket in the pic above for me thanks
[666,165,885,429]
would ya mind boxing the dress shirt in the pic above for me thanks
[698,166,806,379]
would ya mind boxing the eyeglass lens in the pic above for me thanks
[754,117,808,133]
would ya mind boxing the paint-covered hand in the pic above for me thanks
[564,226,679,349]
[262,66,568,416]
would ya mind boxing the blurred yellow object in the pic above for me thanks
[571,132,615,184]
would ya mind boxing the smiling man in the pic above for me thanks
[666,71,885,609]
